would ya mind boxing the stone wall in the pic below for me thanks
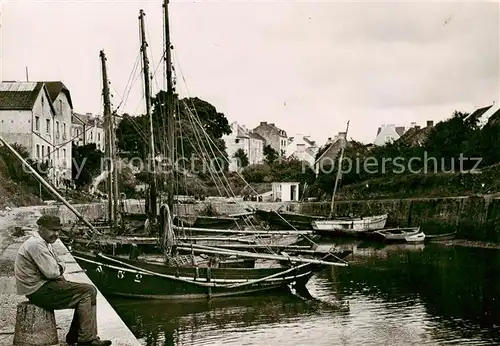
[32,195,500,242]
[285,196,500,242]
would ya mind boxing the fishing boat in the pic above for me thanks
[372,227,424,243]
[424,231,456,243]
[312,214,389,236]
[44,3,350,300]
[255,208,325,230]
[310,121,389,236]
[71,249,344,300]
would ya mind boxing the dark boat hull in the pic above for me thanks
[255,209,324,230]
[73,251,321,300]
[425,231,457,243]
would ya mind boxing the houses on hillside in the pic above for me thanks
[252,121,288,156]
[0,81,73,187]
[285,134,318,167]
[72,112,105,150]
[223,121,265,171]
[0,80,107,188]
[314,132,349,174]
[223,122,321,172]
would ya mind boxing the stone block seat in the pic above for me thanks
[13,301,59,346]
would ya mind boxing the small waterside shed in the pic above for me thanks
[271,182,300,202]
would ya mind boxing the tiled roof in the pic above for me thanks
[43,81,74,109]
[0,82,44,110]
[303,137,316,146]
[397,126,433,147]
[249,132,265,141]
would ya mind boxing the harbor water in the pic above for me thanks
[107,241,500,345]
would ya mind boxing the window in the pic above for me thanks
[385,136,393,143]
[46,119,50,134]
[35,116,40,132]
[63,149,66,158]
[41,96,44,108]
[41,145,45,158]
[63,123,66,139]
[97,133,100,142]
[36,145,40,159]
[235,139,240,144]
[56,121,60,138]
[57,148,60,159]
[59,100,63,114]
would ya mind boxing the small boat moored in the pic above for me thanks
[373,227,424,243]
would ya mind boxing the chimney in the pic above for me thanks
[415,125,421,130]
[260,121,267,126]
[269,123,275,127]
[338,132,346,139]
[427,120,434,128]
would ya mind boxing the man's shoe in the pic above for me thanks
[66,335,77,345]
[77,338,112,346]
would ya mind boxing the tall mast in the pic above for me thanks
[139,9,157,220]
[111,110,120,226]
[163,0,175,214]
[328,120,350,219]
[99,50,116,230]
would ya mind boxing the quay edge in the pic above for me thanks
[25,195,500,243]
[0,207,141,346]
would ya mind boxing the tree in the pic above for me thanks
[71,143,104,188]
[424,111,477,170]
[0,143,51,198]
[242,164,271,183]
[264,145,279,165]
[115,113,148,158]
[115,93,231,173]
[233,149,249,169]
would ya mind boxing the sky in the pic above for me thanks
[1,0,499,145]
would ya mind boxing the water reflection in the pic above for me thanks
[108,241,500,345]
[111,291,349,346]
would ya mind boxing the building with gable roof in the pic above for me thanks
[0,81,73,186]
[252,121,288,156]
[72,112,105,151]
[222,121,265,171]
[373,124,406,146]
[285,134,318,167]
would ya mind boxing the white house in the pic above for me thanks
[223,121,265,172]
[374,124,406,146]
[285,134,318,167]
[248,132,265,165]
[72,112,105,151]
[44,81,74,185]
[272,182,300,202]
[0,81,72,186]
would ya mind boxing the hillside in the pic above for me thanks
[0,158,42,208]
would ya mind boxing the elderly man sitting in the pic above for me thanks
[14,215,112,346]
